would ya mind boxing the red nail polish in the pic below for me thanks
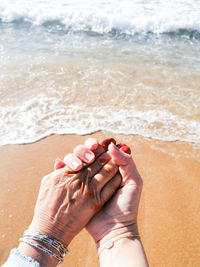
[54,159,66,169]
[116,143,131,154]
[100,138,116,150]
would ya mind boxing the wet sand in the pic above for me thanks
[0,133,200,266]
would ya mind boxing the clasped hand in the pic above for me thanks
[28,138,143,249]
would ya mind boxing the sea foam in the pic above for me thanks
[0,0,200,146]
[0,0,200,35]
[1,89,200,146]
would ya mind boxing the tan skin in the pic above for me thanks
[17,138,122,267]
[16,138,148,267]
[86,143,148,267]
[86,142,143,242]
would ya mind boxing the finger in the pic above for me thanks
[92,159,119,191]
[84,138,98,151]
[116,143,131,154]
[84,151,112,179]
[91,138,117,159]
[76,151,114,199]
[73,144,95,164]
[63,153,83,171]
[100,173,121,205]
[76,152,118,203]
[99,138,116,150]
[54,159,66,170]
[72,138,116,167]
[108,143,142,185]
[108,142,131,166]
[54,138,118,172]
[56,144,113,178]
[92,144,106,158]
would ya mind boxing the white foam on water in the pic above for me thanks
[0,92,200,146]
[0,0,200,34]
[0,0,200,146]
[0,54,200,146]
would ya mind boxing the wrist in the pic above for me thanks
[18,228,69,266]
[28,222,73,247]
[96,224,139,253]
[18,242,58,267]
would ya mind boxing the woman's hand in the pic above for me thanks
[28,139,121,247]
[15,138,147,267]
[86,142,143,244]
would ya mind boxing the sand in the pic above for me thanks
[0,132,200,266]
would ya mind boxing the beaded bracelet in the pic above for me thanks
[19,237,63,264]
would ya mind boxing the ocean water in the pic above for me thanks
[0,0,200,146]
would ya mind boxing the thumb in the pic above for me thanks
[108,143,142,186]
[108,142,131,166]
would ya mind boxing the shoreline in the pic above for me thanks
[0,132,200,266]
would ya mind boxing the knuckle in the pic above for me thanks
[90,178,99,191]
[94,202,102,211]
[83,187,95,198]
[85,138,98,150]
[97,153,111,166]
[104,163,113,173]
[73,144,85,155]
[63,153,73,162]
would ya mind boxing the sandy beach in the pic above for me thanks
[1,1,200,266]
[0,132,200,266]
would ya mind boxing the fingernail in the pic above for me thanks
[54,159,66,169]
[55,158,60,164]
[84,152,94,162]
[100,138,116,150]
[85,138,98,151]
[120,145,131,154]
[117,143,131,154]
[109,142,117,149]
[71,160,81,170]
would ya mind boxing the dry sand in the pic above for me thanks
[0,132,200,266]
